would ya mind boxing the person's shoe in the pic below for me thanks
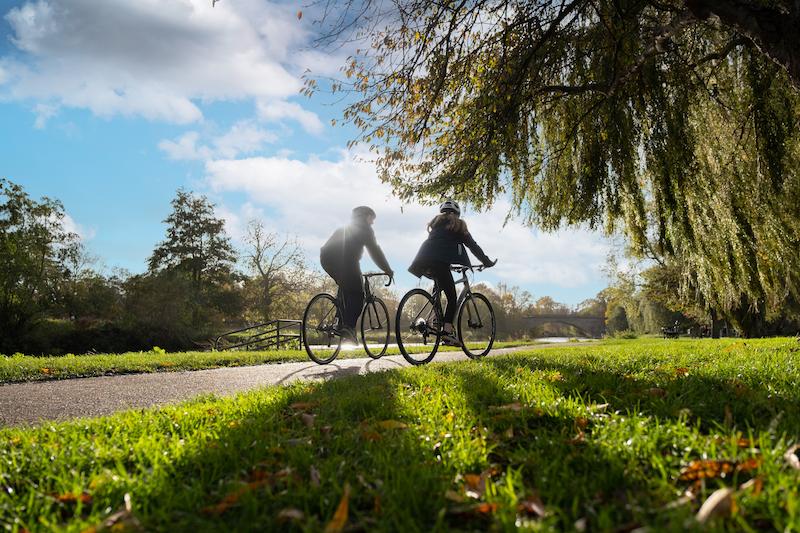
[340,326,358,345]
[440,331,461,347]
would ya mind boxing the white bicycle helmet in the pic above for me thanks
[439,199,461,216]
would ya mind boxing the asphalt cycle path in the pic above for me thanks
[0,344,577,427]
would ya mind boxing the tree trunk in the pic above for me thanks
[686,0,800,88]
[710,308,721,338]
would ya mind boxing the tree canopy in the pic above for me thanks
[314,0,800,329]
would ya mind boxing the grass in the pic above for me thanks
[1,337,799,531]
[0,341,532,384]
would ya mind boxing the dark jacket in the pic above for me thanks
[408,226,491,278]
[320,220,392,273]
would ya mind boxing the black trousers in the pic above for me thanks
[426,262,457,323]
[321,256,363,329]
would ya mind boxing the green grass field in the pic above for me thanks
[1,337,799,531]
[0,341,531,384]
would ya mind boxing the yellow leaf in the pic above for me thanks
[324,482,350,533]
[377,420,408,430]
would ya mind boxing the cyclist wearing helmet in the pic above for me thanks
[408,200,496,346]
[320,206,394,343]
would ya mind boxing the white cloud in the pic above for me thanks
[257,99,325,135]
[204,151,612,292]
[159,121,276,161]
[1,0,321,123]
[61,213,96,241]
[33,102,57,129]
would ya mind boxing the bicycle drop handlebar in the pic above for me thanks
[450,264,493,273]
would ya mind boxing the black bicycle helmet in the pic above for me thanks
[352,205,376,219]
[439,199,461,216]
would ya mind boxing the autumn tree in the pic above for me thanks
[312,0,800,336]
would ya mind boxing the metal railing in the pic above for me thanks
[214,319,302,351]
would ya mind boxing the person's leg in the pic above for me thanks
[428,263,458,343]
[338,264,364,333]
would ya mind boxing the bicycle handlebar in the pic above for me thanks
[363,272,393,286]
[450,264,490,273]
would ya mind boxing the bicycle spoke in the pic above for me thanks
[396,289,441,365]
[458,293,495,358]
[303,294,342,364]
[361,298,390,359]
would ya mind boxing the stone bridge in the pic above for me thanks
[526,314,606,338]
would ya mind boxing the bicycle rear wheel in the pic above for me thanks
[457,292,496,358]
[395,289,441,365]
[302,293,342,364]
[361,297,390,359]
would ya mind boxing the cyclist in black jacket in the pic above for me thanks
[320,206,394,343]
[408,200,496,346]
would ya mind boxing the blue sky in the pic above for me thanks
[0,0,613,306]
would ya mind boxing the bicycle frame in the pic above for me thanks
[430,266,485,329]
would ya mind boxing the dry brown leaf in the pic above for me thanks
[736,438,752,448]
[785,444,800,470]
[696,487,734,524]
[739,477,763,496]
[678,458,759,482]
[517,493,547,517]
[546,371,564,382]
[278,508,305,522]
[646,387,667,398]
[567,431,586,445]
[377,420,408,430]
[301,413,316,428]
[40,368,51,375]
[202,480,268,515]
[674,367,690,377]
[56,492,92,505]
[373,494,382,515]
[324,482,350,533]
[575,417,589,429]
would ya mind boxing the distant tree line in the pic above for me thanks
[1,179,617,355]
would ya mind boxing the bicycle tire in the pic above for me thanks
[457,292,496,359]
[395,288,441,365]
[361,297,390,359]
[302,293,342,364]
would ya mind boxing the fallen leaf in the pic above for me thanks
[736,437,752,448]
[324,482,350,533]
[646,387,667,398]
[739,477,763,496]
[575,417,589,429]
[310,465,321,487]
[301,413,316,428]
[567,431,586,445]
[546,371,564,382]
[724,405,733,427]
[278,508,305,522]
[377,420,408,430]
[785,444,800,470]
[678,458,759,482]
[86,494,142,532]
[448,502,498,517]
[56,492,92,505]
[290,401,316,410]
[696,488,734,524]
[517,493,547,517]
[373,494,382,515]
[40,368,51,375]
[675,367,690,377]
[202,480,268,515]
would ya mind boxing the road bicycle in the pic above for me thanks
[302,272,392,364]
[395,265,496,365]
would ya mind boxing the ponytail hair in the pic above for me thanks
[427,212,468,235]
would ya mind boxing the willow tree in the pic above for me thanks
[311,0,800,336]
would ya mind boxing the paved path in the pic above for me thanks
[0,345,553,427]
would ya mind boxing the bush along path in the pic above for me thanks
[0,337,799,531]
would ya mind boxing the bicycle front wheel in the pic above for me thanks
[361,297,390,359]
[302,293,342,364]
[457,292,496,358]
[395,289,441,365]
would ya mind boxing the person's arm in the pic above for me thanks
[364,227,394,275]
[463,232,494,266]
